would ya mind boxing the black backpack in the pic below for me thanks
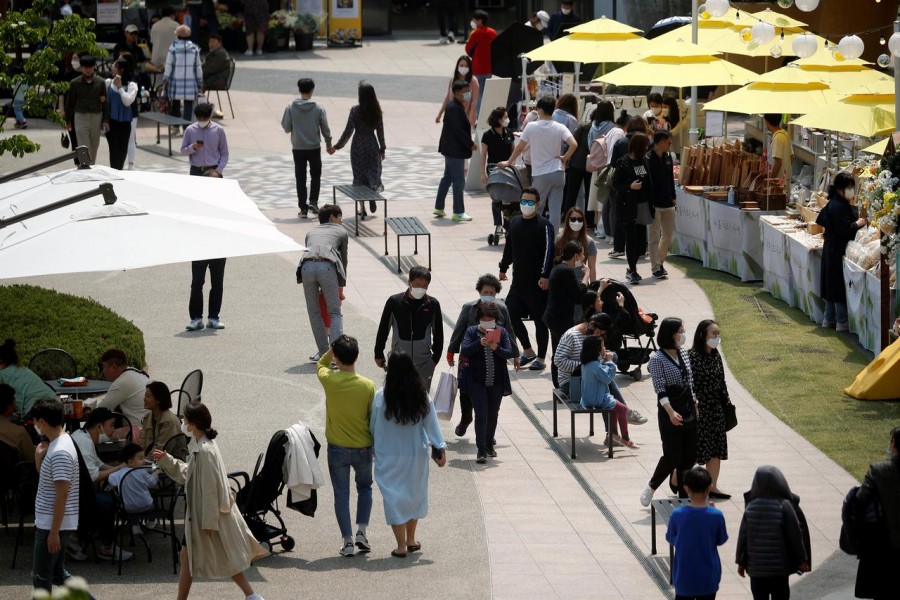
[840,485,886,555]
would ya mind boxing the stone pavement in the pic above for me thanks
[0,36,862,599]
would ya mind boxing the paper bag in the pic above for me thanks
[433,371,457,421]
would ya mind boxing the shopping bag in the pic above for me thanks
[433,370,457,421]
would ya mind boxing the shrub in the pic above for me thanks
[0,284,146,376]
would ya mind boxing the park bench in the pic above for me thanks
[551,388,615,459]
[332,184,388,250]
[138,111,192,157]
[386,216,431,274]
[650,497,692,583]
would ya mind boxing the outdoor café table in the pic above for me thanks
[96,439,128,463]
[45,379,111,399]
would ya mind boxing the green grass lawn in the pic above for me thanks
[668,257,900,481]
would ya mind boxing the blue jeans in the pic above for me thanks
[470,382,503,452]
[13,98,25,123]
[301,260,343,353]
[33,529,72,591]
[435,156,466,215]
[824,300,848,325]
[327,444,373,539]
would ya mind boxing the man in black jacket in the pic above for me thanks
[434,80,476,222]
[374,266,444,388]
[499,187,555,371]
[646,131,676,280]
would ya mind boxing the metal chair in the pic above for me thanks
[0,441,19,530]
[163,433,190,462]
[28,348,78,381]
[208,58,236,119]
[10,461,37,568]
[173,370,203,418]
[112,466,180,575]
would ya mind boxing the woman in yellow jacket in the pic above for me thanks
[152,402,268,600]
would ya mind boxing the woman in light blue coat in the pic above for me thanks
[370,351,447,558]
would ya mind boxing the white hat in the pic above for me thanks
[536,10,550,27]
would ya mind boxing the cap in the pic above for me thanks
[124,24,139,33]
[85,406,116,428]
[536,10,550,26]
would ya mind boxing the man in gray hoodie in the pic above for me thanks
[282,78,333,219]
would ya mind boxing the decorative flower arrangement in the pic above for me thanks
[293,13,319,34]
[269,9,298,33]
[859,164,900,255]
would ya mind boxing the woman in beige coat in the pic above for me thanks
[152,402,268,600]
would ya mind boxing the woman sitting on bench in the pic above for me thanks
[580,335,637,449]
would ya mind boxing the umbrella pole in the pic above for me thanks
[883,19,900,350]
[575,61,580,97]
[521,55,528,125]
[689,0,700,146]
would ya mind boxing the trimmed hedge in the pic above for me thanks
[0,284,146,376]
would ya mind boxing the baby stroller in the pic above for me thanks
[595,279,658,381]
[484,164,527,246]
[228,430,296,552]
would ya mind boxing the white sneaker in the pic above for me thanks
[355,531,371,553]
[66,539,88,561]
[244,49,253,56]
[206,318,225,329]
[246,594,265,600]
[627,408,648,425]
[254,49,263,56]
[340,541,355,557]
[447,32,456,43]
[99,544,133,561]
[186,318,204,331]
[452,213,473,222]
[640,484,655,507]
[439,36,449,44]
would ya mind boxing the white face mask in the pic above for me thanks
[501,117,510,127]
[71,60,81,70]
[569,220,583,232]
[651,106,662,116]
[561,7,572,15]
[462,91,472,102]
[409,287,427,300]
[520,204,536,217]
[676,332,687,347]
[535,22,545,31]
[573,260,583,268]
[480,320,496,330]
[707,337,721,350]
[197,120,210,128]
[34,423,43,437]
[181,422,191,436]
[845,188,856,200]
[457,66,469,76]
[479,295,496,303]
[470,20,478,30]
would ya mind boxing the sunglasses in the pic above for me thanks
[569,217,584,223]
[520,199,536,206]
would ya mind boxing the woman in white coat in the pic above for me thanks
[152,402,268,600]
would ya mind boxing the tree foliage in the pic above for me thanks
[0,0,105,157]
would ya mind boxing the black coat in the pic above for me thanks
[855,456,900,598]
[543,262,586,331]
[612,155,652,225]
[438,98,474,159]
[816,192,860,303]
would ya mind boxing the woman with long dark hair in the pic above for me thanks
[556,206,597,284]
[152,403,268,599]
[370,352,446,558]
[104,58,138,169]
[141,381,181,454]
[435,55,478,126]
[612,131,654,285]
[333,81,387,220]
[544,240,586,387]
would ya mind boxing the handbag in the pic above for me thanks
[660,351,696,428]
[61,132,70,149]
[724,402,738,431]
[432,370,457,421]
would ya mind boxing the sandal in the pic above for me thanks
[407,542,421,552]
[391,550,407,558]
[621,438,638,449]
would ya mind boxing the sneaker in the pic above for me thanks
[299,210,309,219]
[308,203,320,215]
[66,539,88,562]
[621,437,639,449]
[486,446,497,458]
[309,351,323,363]
[433,208,446,218]
[186,318,204,331]
[627,408,648,425]
[14,120,27,129]
[98,544,133,561]
[206,318,225,329]
[452,213,472,222]
[822,319,836,329]
[640,484,655,507]
[254,49,264,56]
[518,354,536,367]
[475,450,487,464]
[608,250,625,258]
[355,531,371,553]
[246,594,265,600]
[244,49,253,56]
[340,541,355,557]
[836,322,850,332]
[212,109,225,119]
[144,518,157,529]
[439,36,449,44]
[447,32,456,43]
[454,420,471,437]
[605,433,624,447]
[627,270,641,285]
[528,358,546,371]
[652,268,668,280]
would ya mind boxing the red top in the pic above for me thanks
[465,26,498,76]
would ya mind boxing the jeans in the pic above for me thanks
[532,170,566,231]
[189,258,227,320]
[13,98,25,122]
[327,444,373,539]
[105,119,131,170]
[33,528,72,591]
[301,260,343,353]
[170,99,194,130]
[435,156,466,215]
[750,575,790,600]
[470,382,503,452]
[649,426,698,492]
[292,148,323,211]
[648,206,676,271]
[824,301,848,325]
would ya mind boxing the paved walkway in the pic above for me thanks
[0,37,861,599]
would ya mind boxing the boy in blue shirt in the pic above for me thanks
[666,466,728,600]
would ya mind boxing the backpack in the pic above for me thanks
[586,135,610,173]
[593,163,616,205]
[840,484,885,556]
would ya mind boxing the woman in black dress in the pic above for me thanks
[688,319,731,500]
[543,240,586,388]
[815,172,867,331]
[333,81,387,220]
[480,106,514,235]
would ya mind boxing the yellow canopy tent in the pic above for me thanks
[844,342,900,400]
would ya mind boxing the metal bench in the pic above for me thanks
[138,111,192,157]
[551,388,614,459]
[650,497,692,583]
[386,216,431,274]
[332,184,388,249]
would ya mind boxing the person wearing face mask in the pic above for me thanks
[436,56,478,127]
[688,320,732,500]
[641,317,699,507]
[464,10,497,117]
[646,130,677,280]
[480,106,515,234]
[527,10,551,34]
[547,0,581,41]
[555,207,597,285]
[104,58,138,170]
[460,302,515,463]
[64,55,109,165]
[374,266,444,389]
[816,172,866,333]
[447,274,518,437]
[643,92,664,126]
[434,80,476,222]
[613,131,654,285]
[544,241,587,387]
[152,403,268,599]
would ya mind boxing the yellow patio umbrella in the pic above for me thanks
[862,138,889,155]
[563,16,642,36]
[525,34,651,64]
[703,66,844,114]
[792,103,894,137]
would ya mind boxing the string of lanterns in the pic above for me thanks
[698,0,894,67]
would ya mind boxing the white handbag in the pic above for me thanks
[432,370,458,421]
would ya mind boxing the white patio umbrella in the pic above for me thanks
[0,166,305,279]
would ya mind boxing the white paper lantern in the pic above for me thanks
[794,0,820,12]
[770,44,783,58]
[705,0,729,18]
[751,21,775,45]
[791,34,818,59]
[877,54,891,69]
[838,35,865,61]
[889,32,900,58]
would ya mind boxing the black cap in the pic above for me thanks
[590,313,613,330]
[85,406,116,427]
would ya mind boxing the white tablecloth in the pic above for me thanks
[760,219,792,306]
[671,189,707,263]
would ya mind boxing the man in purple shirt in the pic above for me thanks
[181,103,230,331]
